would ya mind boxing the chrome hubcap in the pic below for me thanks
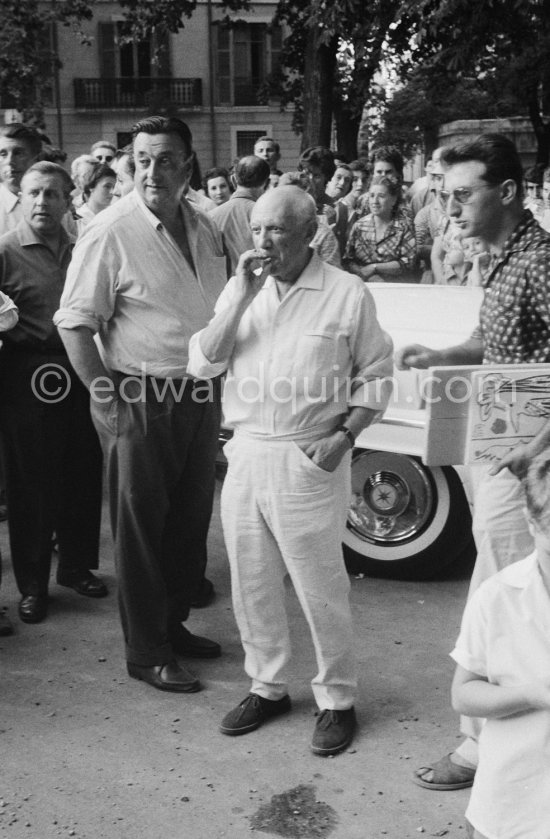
[348,451,434,544]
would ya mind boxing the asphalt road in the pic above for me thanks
[1,476,474,839]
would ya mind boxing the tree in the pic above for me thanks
[266,0,418,155]
[0,0,93,124]
[373,63,519,159]
[413,0,550,167]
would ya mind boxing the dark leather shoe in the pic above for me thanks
[170,624,221,658]
[127,660,202,693]
[220,693,291,736]
[57,570,108,598]
[311,707,357,756]
[19,594,48,624]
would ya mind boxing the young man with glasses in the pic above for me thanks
[395,133,550,791]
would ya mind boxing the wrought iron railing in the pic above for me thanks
[74,78,203,109]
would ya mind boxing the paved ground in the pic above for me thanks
[1,477,475,839]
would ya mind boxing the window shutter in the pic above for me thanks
[215,24,232,105]
[154,29,171,76]
[98,22,117,78]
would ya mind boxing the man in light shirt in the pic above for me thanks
[210,155,270,275]
[188,186,393,755]
[0,124,42,235]
[55,117,227,693]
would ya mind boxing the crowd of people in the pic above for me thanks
[0,117,550,837]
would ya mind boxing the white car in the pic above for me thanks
[343,283,483,580]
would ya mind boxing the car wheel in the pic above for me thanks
[343,450,475,580]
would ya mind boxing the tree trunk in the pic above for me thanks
[333,102,359,160]
[528,91,550,171]
[300,27,337,150]
[356,102,371,158]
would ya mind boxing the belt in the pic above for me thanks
[234,417,342,443]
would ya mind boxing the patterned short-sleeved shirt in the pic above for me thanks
[476,211,550,364]
[343,210,417,273]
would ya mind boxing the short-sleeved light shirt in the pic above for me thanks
[210,187,256,275]
[55,190,227,378]
[451,553,550,839]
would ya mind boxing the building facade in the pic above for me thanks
[7,0,302,172]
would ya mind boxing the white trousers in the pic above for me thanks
[221,434,357,710]
[456,465,534,764]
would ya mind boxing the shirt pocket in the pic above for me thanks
[292,331,338,397]
[296,331,337,367]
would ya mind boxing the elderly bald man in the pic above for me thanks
[188,186,393,755]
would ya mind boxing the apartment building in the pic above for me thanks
[12,0,302,171]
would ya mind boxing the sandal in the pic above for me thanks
[413,753,476,790]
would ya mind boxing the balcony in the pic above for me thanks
[73,77,203,110]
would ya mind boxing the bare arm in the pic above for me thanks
[198,249,270,365]
[57,326,114,399]
[394,336,484,370]
[369,260,402,280]
[451,664,550,718]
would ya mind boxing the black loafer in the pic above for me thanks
[170,624,221,658]
[127,660,202,693]
[57,570,108,598]
[311,707,357,756]
[220,693,291,736]
[19,594,48,624]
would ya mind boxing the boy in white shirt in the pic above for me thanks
[451,450,550,838]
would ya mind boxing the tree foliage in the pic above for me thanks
[115,0,248,41]
[410,0,550,165]
[4,0,550,164]
[266,0,418,154]
[373,63,520,159]
[0,0,93,123]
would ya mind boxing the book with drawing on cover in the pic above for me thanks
[464,367,550,465]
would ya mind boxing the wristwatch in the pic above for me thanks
[337,425,355,448]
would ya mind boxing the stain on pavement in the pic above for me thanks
[249,783,337,837]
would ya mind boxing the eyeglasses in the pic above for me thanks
[440,184,496,205]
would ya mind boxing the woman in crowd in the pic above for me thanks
[344,174,418,282]
[76,162,116,233]
[202,167,232,207]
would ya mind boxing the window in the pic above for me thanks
[216,23,282,106]
[233,128,271,159]
[98,22,170,78]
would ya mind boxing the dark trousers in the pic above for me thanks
[0,352,103,596]
[91,375,221,666]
